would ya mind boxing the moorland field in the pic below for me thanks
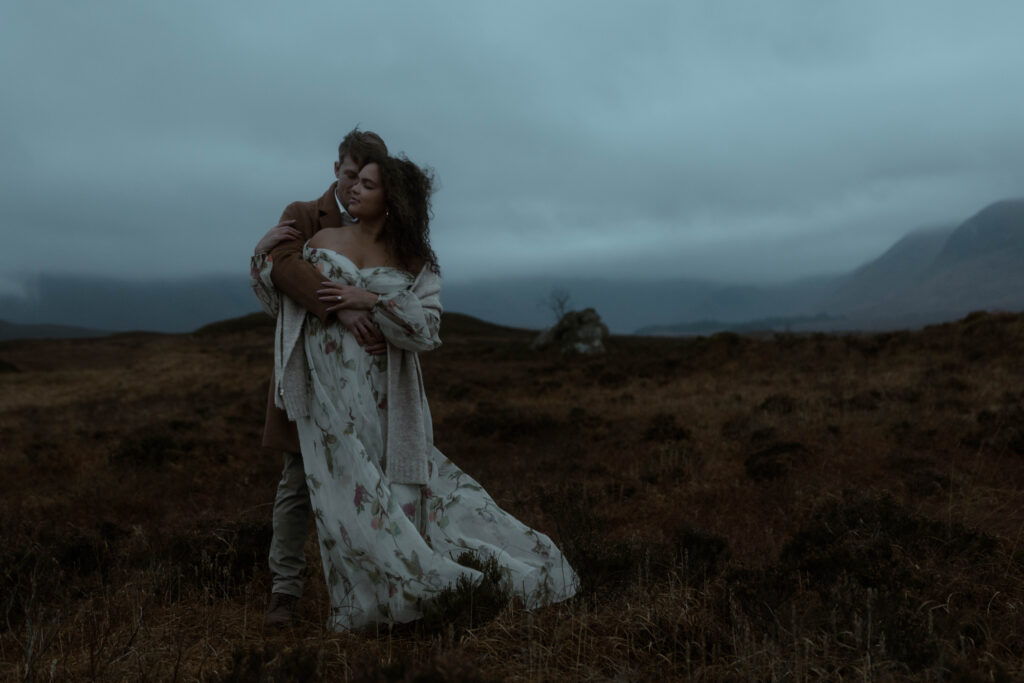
[2,311,1024,681]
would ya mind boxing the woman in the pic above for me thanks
[251,154,578,630]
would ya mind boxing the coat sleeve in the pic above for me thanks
[371,267,443,352]
[266,203,332,323]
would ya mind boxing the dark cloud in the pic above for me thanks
[2,0,1022,291]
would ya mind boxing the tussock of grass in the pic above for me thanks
[414,552,516,638]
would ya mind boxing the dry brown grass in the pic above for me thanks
[3,310,1024,680]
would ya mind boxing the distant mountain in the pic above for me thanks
[635,197,1024,335]
[816,225,955,314]
[818,199,1024,328]
[933,199,1024,268]
[900,199,1024,314]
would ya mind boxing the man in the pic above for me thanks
[257,128,389,627]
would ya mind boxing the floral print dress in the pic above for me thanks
[251,245,578,630]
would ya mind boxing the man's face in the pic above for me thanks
[333,154,360,207]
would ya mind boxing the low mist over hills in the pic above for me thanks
[442,274,839,334]
[2,198,1022,339]
[813,199,1024,330]
[0,274,253,339]
[639,198,1024,334]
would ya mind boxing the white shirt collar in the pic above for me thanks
[334,187,356,224]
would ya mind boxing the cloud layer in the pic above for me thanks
[2,0,1022,288]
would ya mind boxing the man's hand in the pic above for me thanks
[335,310,386,355]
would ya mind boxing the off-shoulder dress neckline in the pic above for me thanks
[305,242,413,277]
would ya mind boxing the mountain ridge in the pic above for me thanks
[644,197,1024,335]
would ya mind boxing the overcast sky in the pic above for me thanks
[2,0,1023,295]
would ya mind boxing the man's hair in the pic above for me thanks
[338,128,388,166]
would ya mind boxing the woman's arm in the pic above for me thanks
[316,268,442,352]
[249,252,279,318]
[249,220,304,318]
[371,288,441,352]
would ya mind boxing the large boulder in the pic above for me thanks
[531,308,610,355]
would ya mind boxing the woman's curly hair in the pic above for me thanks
[373,154,439,275]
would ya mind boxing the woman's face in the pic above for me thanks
[347,163,386,221]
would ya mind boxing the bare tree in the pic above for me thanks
[547,288,572,322]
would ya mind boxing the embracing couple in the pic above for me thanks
[250,128,578,631]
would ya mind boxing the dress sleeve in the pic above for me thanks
[250,252,280,318]
[371,267,443,352]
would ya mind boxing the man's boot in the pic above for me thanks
[264,592,299,627]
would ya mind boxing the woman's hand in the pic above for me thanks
[335,310,387,354]
[318,281,380,312]
[254,220,301,255]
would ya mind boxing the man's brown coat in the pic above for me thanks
[261,183,343,451]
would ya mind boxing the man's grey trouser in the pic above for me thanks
[268,451,309,598]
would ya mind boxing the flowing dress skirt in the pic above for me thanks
[296,308,577,630]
